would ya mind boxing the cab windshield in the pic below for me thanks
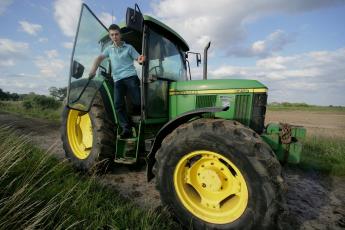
[147,28,187,81]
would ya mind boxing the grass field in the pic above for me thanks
[0,102,344,228]
[268,102,345,112]
[0,101,62,121]
[300,136,345,176]
[0,126,178,230]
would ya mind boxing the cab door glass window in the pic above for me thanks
[148,29,186,81]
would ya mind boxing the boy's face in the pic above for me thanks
[109,29,121,43]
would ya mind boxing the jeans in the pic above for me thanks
[114,75,141,132]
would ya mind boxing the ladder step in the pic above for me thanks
[130,115,141,124]
[114,157,137,164]
[117,137,137,143]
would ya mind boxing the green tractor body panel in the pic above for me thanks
[169,79,267,133]
[97,70,305,165]
[166,79,305,164]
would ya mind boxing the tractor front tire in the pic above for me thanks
[61,92,116,172]
[155,118,286,229]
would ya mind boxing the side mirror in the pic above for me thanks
[126,4,143,33]
[72,60,84,79]
[196,53,201,67]
[186,52,202,67]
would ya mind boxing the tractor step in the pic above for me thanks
[115,121,142,165]
[117,137,137,143]
[116,137,138,159]
[114,157,137,164]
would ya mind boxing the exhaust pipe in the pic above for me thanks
[203,41,211,80]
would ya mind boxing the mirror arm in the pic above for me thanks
[186,59,192,80]
[134,3,142,21]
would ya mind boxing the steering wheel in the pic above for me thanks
[148,65,162,76]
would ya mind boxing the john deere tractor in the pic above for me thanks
[61,4,306,229]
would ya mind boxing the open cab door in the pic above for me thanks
[67,4,108,112]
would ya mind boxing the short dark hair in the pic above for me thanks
[108,24,120,32]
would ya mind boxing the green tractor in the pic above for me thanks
[61,4,306,229]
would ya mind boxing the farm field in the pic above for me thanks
[266,109,345,139]
[0,107,344,229]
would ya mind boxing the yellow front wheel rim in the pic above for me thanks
[67,110,93,159]
[174,150,248,224]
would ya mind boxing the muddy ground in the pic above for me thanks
[0,110,344,229]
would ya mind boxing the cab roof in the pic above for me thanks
[100,15,189,51]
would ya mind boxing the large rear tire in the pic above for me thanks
[61,92,116,172]
[155,118,286,229]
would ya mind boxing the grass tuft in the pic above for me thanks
[0,126,178,230]
[0,101,62,121]
[299,136,345,176]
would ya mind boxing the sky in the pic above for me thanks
[0,0,344,106]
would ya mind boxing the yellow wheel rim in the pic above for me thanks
[174,150,248,224]
[67,109,93,159]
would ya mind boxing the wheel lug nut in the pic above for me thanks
[211,162,214,165]
[202,183,206,188]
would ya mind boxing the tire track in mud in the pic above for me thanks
[1,111,344,229]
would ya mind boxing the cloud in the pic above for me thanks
[0,0,13,15]
[0,48,68,95]
[208,47,345,105]
[0,73,64,95]
[44,49,59,59]
[0,59,14,67]
[0,75,40,93]
[54,0,82,37]
[34,58,65,78]
[99,12,115,28]
[19,20,42,36]
[0,38,32,91]
[38,37,48,43]
[210,48,345,81]
[152,0,344,52]
[34,50,65,78]
[0,38,29,59]
[62,42,73,49]
[228,30,295,57]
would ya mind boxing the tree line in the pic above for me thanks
[0,87,67,101]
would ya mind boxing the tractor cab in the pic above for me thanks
[66,4,190,163]
[68,4,189,112]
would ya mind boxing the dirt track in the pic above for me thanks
[0,110,344,229]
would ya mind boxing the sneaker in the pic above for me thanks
[119,130,132,139]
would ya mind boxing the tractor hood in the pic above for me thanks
[169,79,267,94]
